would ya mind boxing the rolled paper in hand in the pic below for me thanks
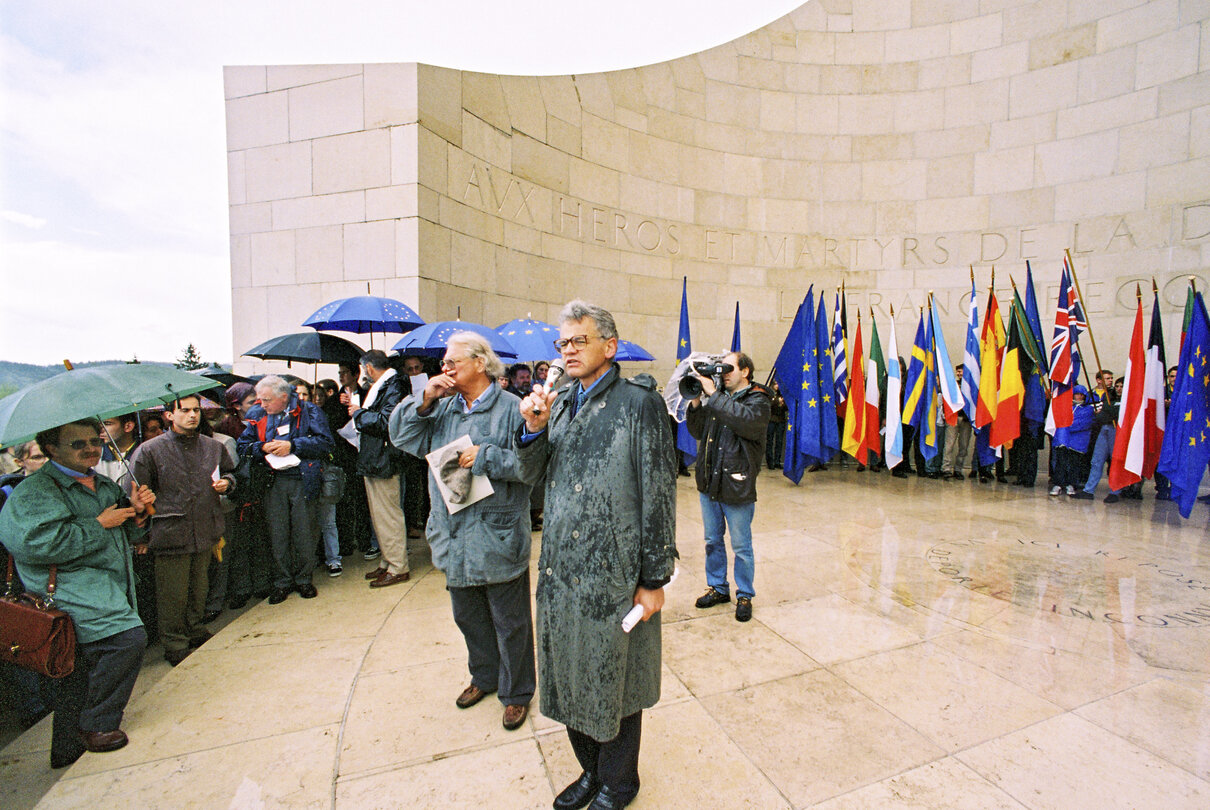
[621,604,645,633]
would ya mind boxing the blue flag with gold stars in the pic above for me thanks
[1157,291,1210,518]
[676,277,697,462]
[816,295,840,458]
[774,289,812,483]
[795,289,824,466]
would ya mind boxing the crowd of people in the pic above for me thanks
[0,292,1193,807]
[759,364,1188,505]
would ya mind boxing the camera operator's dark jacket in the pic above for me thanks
[686,383,771,505]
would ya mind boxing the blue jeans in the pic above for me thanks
[699,494,755,600]
[1082,425,1120,495]
[318,501,340,566]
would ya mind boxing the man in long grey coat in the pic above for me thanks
[518,300,677,810]
[390,332,537,731]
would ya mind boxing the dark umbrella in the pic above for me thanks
[190,367,251,387]
[615,340,655,362]
[495,316,560,363]
[243,332,365,366]
[392,321,518,359]
[302,294,425,350]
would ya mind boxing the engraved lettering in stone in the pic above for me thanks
[666,224,680,255]
[514,184,537,224]
[796,239,817,267]
[825,238,844,267]
[1108,217,1136,249]
[1070,607,1095,620]
[902,237,923,266]
[559,197,582,238]
[874,237,896,264]
[763,235,788,265]
[636,220,661,251]
[706,230,723,261]
[484,167,508,212]
[464,165,487,208]
[1019,228,1038,260]
[1072,221,1097,254]
[1182,203,1210,241]
[980,232,1008,263]
[592,208,608,243]
[706,230,738,261]
[614,213,634,248]
[933,236,950,265]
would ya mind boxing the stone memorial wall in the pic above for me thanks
[226,0,1210,379]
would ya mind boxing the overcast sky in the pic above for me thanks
[0,0,802,366]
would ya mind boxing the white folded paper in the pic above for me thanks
[265,452,301,470]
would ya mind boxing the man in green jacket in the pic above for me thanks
[0,418,155,768]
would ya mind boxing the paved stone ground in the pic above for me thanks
[3,468,1209,809]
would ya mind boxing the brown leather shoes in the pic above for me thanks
[369,570,410,588]
[80,729,128,753]
[502,704,529,730]
[455,684,494,709]
[364,568,386,580]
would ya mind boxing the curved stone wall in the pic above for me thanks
[226,0,1210,378]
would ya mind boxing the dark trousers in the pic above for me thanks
[155,550,211,652]
[337,473,373,554]
[226,504,272,599]
[402,455,429,531]
[448,571,535,705]
[264,476,317,589]
[1013,424,1040,485]
[1053,446,1085,488]
[567,711,643,800]
[51,625,147,766]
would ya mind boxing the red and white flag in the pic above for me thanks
[1109,290,1166,487]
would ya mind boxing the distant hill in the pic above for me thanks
[0,360,228,400]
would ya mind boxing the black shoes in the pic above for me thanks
[267,587,290,605]
[1071,491,1094,500]
[694,587,730,609]
[735,596,753,622]
[588,784,635,809]
[554,772,600,810]
[297,583,318,599]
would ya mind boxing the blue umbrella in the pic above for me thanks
[302,295,424,334]
[615,340,655,362]
[496,316,560,362]
[392,321,518,359]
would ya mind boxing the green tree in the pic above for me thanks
[175,344,206,370]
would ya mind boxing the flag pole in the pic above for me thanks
[1064,248,1107,380]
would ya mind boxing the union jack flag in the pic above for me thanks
[1046,258,1085,431]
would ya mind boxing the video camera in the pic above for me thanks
[678,358,734,399]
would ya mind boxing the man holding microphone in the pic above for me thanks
[517,300,677,810]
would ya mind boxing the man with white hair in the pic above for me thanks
[237,375,334,604]
[391,332,537,731]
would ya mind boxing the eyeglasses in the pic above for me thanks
[66,438,106,451]
[440,356,469,370]
[553,334,602,352]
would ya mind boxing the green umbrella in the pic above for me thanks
[0,364,218,447]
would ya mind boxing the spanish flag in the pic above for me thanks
[975,287,1005,429]
[842,315,867,464]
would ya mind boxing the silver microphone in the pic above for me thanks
[532,359,566,414]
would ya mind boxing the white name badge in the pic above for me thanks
[277,424,290,436]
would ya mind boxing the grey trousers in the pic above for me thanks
[264,476,317,589]
[448,570,535,706]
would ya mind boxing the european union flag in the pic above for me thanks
[676,277,696,461]
[1157,291,1210,518]
[795,290,824,465]
[815,296,840,458]
[774,290,811,483]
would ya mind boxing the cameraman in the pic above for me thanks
[685,352,770,622]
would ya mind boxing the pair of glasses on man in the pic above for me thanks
[67,438,107,450]
[552,334,603,352]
